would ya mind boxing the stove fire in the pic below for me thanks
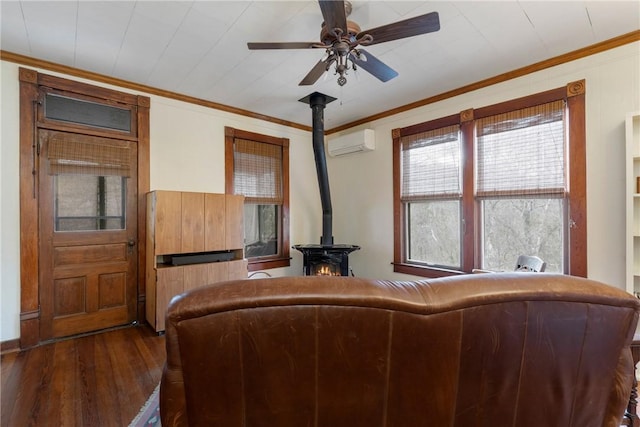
[316,265,338,276]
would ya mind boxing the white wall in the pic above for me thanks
[1,42,639,342]
[1,64,21,343]
[0,61,321,342]
[328,42,640,286]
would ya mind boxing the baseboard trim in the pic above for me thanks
[1,338,20,354]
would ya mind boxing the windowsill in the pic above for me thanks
[392,262,466,278]
[248,257,292,272]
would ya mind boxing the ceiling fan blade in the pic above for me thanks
[248,42,321,50]
[350,49,398,82]
[299,58,330,86]
[357,11,440,46]
[318,0,347,37]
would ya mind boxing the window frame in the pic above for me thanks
[225,127,291,271]
[392,81,586,278]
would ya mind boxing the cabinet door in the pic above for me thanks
[228,259,248,280]
[208,262,229,283]
[183,263,210,292]
[154,191,182,255]
[155,267,184,331]
[204,193,226,251]
[181,192,204,253]
[226,194,245,250]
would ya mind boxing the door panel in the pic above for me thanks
[39,129,138,339]
[53,243,127,266]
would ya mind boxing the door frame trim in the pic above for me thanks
[18,68,150,348]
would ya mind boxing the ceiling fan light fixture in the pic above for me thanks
[331,46,360,86]
[247,0,440,87]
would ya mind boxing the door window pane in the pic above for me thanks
[55,175,126,231]
[481,198,564,272]
[407,200,461,268]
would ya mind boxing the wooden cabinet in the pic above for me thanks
[225,195,245,250]
[627,113,640,297]
[205,193,225,250]
[153,191,182,255]
[146,191,247,332]
[181,192,205,253]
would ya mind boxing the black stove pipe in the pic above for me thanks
[301,92,336,246]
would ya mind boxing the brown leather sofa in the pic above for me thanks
[160,273,639,427]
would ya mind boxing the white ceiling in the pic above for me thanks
[2,1,639,129]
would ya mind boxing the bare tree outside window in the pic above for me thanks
[407,200,460,268]
[481,198,564,272]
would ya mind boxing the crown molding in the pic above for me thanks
[0,50,312,133]
[2,30,638,135]
[326,30,640,134]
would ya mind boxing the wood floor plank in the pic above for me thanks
[108,329,150,425]
[9,344,56,426]
[76,335,101,426]
[1,325,165,426]
[51,339,80,426]
[94,332,122,427]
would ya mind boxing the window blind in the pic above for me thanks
[400,125,461,201]
[47,133,131,176]
[233,138,283,204]
[476,100,566,197]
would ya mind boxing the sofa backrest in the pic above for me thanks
[160,273,639,427]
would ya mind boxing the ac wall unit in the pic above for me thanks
[327,129,375,157]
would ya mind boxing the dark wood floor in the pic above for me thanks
[1,324,165,427]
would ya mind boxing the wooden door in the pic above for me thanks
[38,130,138,339]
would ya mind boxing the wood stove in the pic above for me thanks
[294,92,360,276]
[293,244,360,276]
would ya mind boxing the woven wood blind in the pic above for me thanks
[400,125,461,201]
[234,138,283,204]
[47,133,131,176]
[476,100,566,197]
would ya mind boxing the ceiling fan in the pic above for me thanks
[247,0,440,87]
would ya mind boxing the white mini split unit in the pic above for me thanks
[327,129,375,157]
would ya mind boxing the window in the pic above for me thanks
[46,131,132,232]
[401,125,462,269]
[476,101,566,272]
[225,127,290,271]
[393,82,586,277]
